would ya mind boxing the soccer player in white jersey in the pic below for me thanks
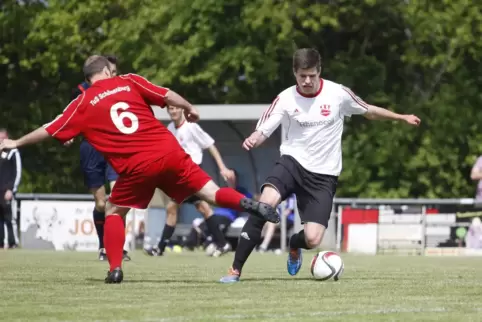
[220,48,421,283]
[144,105,236,257]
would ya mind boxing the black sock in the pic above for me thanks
[93,209,105,249]
[205,216,227,247]
[289,230,309,249]
[157,224,175,253]
[0,219,4,247]
[232,216,266,272]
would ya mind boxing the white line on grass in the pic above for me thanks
[117,307,450,322]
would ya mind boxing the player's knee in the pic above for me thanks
[94,199,106,212]
[259,184,282,207]
[304,227,324,249]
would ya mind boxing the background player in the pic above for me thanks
[184,169,253,257]
[145,105,235,257]
[0,55,279,284]
[70,55,131,261]
[220,48,421,283]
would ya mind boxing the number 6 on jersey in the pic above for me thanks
[110,102,139,134]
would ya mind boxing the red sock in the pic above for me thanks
[215,187,244,211]
[103,215,125,272]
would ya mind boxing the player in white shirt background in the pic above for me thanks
[220,48,421,283]
[145,105,236,257]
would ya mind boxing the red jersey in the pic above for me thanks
[44,74,184,174]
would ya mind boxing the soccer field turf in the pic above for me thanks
[0,250,481,321]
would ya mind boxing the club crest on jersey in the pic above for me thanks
[320,105,331,116]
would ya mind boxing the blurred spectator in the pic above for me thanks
[465,217,482,249]
[470,156,482,200]
[0,128,21,249]
[258,194,296,252]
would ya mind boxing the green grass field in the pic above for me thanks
[0,249,481,321]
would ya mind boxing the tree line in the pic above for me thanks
[1,0,481,198]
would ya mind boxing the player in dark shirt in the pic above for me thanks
[70,55,130,261]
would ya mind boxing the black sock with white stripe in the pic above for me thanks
[232,215,266,272]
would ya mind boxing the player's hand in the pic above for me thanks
[403,114,421,126]
[4,190,13,201]
[220,168,235,184]
[242,137,256,150]
[184,107,200,123]
[0,139,18,151]
[243,131,262,150]
[63,138,74,147]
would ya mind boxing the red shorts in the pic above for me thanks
[109,150,211,209]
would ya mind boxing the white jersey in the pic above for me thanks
[167,121,215,165]
[256,79,368,176]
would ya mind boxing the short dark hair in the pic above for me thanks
[83,55,111,81]
[104,54,118,65]
[293,48,322,72]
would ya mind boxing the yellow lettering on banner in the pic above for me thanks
[69,219,79,235]
[81,220,94,235]
[69,219,95,235]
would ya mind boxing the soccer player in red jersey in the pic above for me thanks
[0,55,279,283]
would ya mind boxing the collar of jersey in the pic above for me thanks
[296,78,323,98]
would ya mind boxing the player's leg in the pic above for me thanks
[80,140,109,260]
[106,164,131,261]
[157,151,279,223]
[89,186,108,260]
[219,186,282,283]
[2,201,16,248]
[146,200,179,256]
[194,180,279,223]
[220,156,297,283]
[194,199,230,256]
[103,202,131,284]
[0,204,5,249]
[259,222,278,252]
[104,173,156,284]
[211,215,234,257]
[287,174,337,276]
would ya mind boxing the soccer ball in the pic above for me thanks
[310,251,344,281]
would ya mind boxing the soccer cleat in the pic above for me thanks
[123,250,131,261]
[98,248,107,261]
[240,198,280,224]
[287,247,303,276]
[219,267,241,283]
[143,246,162,256]
[105,267,123,284]
[212,243,232,257]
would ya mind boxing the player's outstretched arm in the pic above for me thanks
[0,127,50,151]
[165,91,199,123]
[341,86,420,126]
[364,105,421,125]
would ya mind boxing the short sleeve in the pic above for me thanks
[191,124,215,149]
[340,86,369,117]
[43,94,86,143]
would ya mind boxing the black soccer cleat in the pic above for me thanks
[240,198,280,223]
[105,267,123,284]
